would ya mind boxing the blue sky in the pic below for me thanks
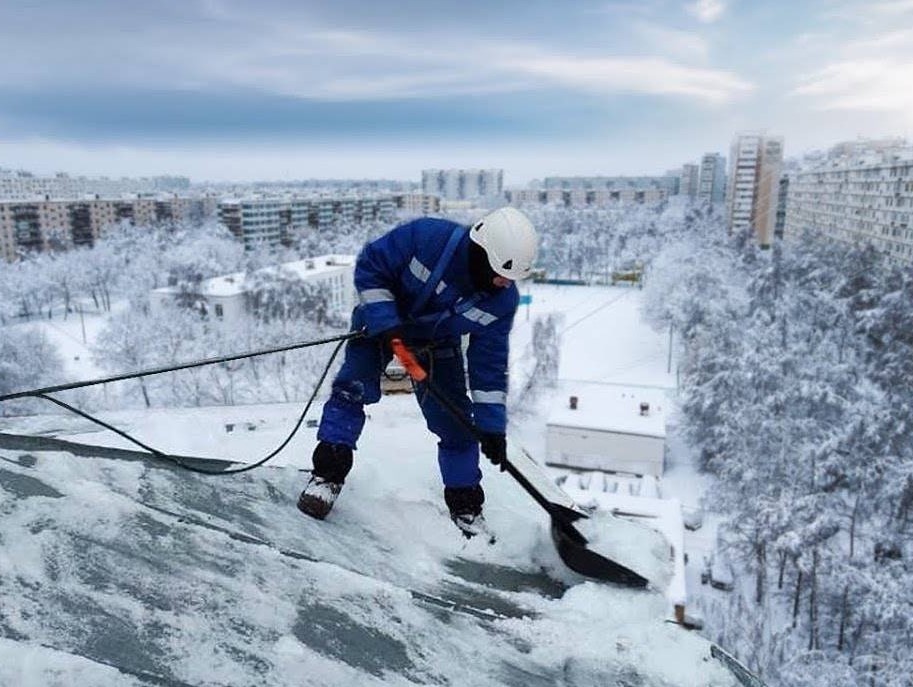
[0,0,911,183]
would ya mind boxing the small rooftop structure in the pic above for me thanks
[546,385,669,478]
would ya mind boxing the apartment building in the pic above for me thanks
[506,185,667,207]
[422,169,504,201]
[679,164,700,200]
[392,193,441,215]
[544,175,680,197]
[698,153,727,203]
[0,195,217,262]
[0,170,190,200]
[218,195,397,250]
[726,133,784,247]
[785,143,913,264]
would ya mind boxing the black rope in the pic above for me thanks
[1,331,362,475]
[0,331,361,402]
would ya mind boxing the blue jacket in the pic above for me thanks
[354,217,519,433]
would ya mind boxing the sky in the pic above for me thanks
[0,0,911,185]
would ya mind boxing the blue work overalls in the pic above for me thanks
[317,218,519,488]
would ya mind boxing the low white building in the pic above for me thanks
[150,254,356,325]
[545,385,668,478]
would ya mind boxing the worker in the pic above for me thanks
[297,207,538,538]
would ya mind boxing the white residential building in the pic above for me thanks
[726,132,784,247]
[0,170,189,200]
[218,196,397,250]
[422,169,504,200]
[698,153,726,203]
[679,164,700,200]
[0,196,217,262]
[785,142,913,264]
[393,193,441,215]
[507,182,668,207]
[218,199,284,250]
[149,254,356,325]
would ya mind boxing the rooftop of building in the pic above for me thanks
[546,384,669,438]
[151,254,356,298]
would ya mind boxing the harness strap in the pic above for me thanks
[409,226,465,317]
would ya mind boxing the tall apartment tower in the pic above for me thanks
[421,169,503,200]
[679,164,700,199]
[699,153,727,203]
[727,133,784,247]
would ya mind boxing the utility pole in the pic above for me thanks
[78,303,87,344]
[667,323,674,373]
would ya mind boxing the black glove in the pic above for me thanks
[479,433,507,470]
[378,326,404,348]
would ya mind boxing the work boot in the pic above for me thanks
[444,485,493,541]
[297,441,353,520]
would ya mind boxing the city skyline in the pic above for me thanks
[1,0,911,183]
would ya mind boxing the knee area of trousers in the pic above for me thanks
[332,380,366,405]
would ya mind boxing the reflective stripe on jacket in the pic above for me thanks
[354,217,518,432]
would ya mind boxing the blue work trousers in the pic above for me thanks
[317,335,481,488]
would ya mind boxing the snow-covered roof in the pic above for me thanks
[547,384,668,438]
[0,398,745,687]
[552,467,687,607]
[151,254,355,298]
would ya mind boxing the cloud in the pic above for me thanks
[685,0,727,23]
[869,0,913,13]
[793,59,913,112]
[633,23,711,62]
[502,53,751,104]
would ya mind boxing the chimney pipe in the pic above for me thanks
[569,396,578,410]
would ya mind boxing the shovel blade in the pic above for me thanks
[550,519,649,588]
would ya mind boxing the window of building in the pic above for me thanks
[214,303,224,318]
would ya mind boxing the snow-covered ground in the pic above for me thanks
[0,284,749,686]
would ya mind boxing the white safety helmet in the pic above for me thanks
[468,207,538,281]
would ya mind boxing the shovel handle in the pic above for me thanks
[390,343,578,527]
[390,338,428,382]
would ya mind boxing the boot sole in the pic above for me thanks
[297,493,333,520]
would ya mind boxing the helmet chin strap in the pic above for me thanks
[468,240,500,293]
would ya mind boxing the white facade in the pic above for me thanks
[218,196,397,250]
[785,144,913,264]
[0,196,216,262]
[393,193,441,215]
[726,133,784,246]
[545,386,668,478]
[422,169,504,200]
[698,153,726,203]
[679,164,700,199]
[0,170,189,200]
[149,255,356,325]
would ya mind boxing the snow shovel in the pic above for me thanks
[391,339,648,588]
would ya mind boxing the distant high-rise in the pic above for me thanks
[698,153,727,203]
[785,139,913,264]
[421,169,503,201]
[679,164,700,199]
[726,133,784,247]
